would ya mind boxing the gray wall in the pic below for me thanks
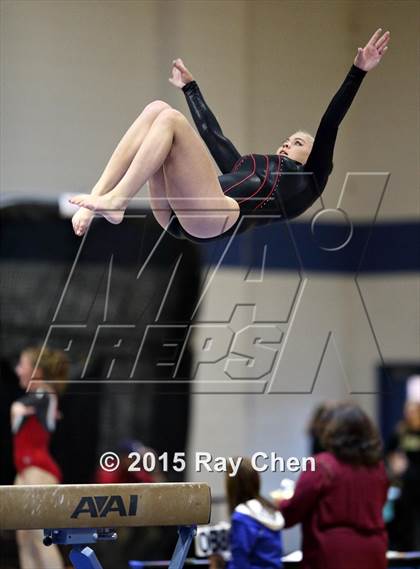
[1,0,419,553]
[1,0,418,218]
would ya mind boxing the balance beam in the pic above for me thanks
[0,483,211,530]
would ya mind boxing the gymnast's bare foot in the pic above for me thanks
[71,207,95,236]
[69,194,125,225]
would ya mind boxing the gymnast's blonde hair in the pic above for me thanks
[296,129,314,144]
[23,346,69,395]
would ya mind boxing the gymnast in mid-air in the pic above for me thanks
[70,29,390,242]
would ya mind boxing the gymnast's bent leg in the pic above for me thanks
[72,100,172,236]
[148,166,173,229]
[70,109,240,239]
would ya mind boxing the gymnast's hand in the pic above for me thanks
[354,28,390,71]
[169,58,194,88]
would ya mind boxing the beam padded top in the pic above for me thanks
[0,483,211,530]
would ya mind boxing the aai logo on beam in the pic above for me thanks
[70,495,138,518]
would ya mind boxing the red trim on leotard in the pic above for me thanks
[236,155,270,208]
[223,154,257,195]
[255,154,283,210]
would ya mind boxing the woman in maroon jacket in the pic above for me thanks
[279,402,389,569]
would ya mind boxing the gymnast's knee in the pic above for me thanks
[144,100,172,116]
[155,107,187,127]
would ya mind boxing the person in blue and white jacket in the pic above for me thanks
[225,457,285,569]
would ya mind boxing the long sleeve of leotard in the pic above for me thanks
[304,64,367,191]
[182,81,241,174]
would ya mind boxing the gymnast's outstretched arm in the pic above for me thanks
[169,58,241,173]
[305,29,390,192]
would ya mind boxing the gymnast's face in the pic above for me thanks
[15,352,42,390]
[276,132,313,164]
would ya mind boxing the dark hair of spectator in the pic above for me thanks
[307,401,337,455]
[226,457,276,514]
[321,402,383,466]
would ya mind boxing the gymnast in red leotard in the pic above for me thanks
[11,346,68,569]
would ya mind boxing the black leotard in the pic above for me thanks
[166,65,367,242]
